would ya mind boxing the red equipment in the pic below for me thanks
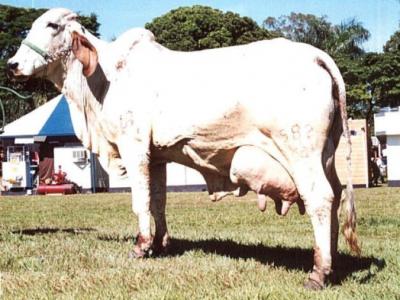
[37,165,77,195]
[37,183,76,195]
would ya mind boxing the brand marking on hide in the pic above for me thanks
[120,111,135,134]
[279,124,315,157]
[314,206,329,225]
[291,124,301,140]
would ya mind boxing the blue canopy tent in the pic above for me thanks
[0,95,99,193]
[0,95,76,140]
[37,97,75,137]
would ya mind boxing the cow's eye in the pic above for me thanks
[47,22,59,30]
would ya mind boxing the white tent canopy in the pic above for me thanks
[1,95,76,139]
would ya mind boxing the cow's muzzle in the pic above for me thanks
[6,61,28,81]
[6,62,19,77]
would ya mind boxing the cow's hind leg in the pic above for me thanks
[323,137,343,278]
[291,155,336,290]
[150,163,170,255]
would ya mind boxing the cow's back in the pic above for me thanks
[147,38,335,149]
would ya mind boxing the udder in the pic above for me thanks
[230,146,305,215]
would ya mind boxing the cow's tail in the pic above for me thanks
[316,53,361,256]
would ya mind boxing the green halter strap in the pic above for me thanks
[22,40,50,61]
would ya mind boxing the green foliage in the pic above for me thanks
[335,55,372,119]
[264,13,332,51]
[365,52,400,108]
[263,12,400,121]
[264,13,370,58]
[145,6,274,51]
[336,52,400,122]
[0,5,46,126]
[383,30,400,52]
[0,4,100,125]
[0,188,399,298]
[78,13,101,38]
[377,29,400,110]
[336,49,400,121]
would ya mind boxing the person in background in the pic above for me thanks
[371,157,383,186]
[375,157,385,184]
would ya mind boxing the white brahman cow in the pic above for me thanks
[7,8,360,289]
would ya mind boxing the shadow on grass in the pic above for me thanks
[98,234,385,285]
[167,238,385,285]
[11,227,97,235]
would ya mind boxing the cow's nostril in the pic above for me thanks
[7,62,19,70]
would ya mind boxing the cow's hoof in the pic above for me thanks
[304,278,324,290]
[129,246,153,259]
[152,244,169,257]
[152,241,170,256]
[129,234,154,258]
[153,235,170,256]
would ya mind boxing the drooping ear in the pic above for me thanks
[71,31,98,77]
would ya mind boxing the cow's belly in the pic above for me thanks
[151,97,298,201]
[152,131,301,203]
[151,138,241,201]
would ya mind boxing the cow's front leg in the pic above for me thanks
[118,136,153,258]
[150,162,170,255]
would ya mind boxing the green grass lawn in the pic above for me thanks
[0,187,399,299]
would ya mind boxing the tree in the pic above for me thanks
[145,5,274,51]
[367,52,400,108]
[341,29,400,121]
[264,13,332,51]
[334,55,371,119]
[378,29,400,108]
[327,19,370,58]
[263,13,370,58]
[336,49,400,123]
[0,4,100,125]
[384,30,400,52]
[264,13,372,119]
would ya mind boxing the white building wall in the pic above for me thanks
[53,149,207,191]
[166,163,205,186]
[53,146,92,189]
[375,109,400,136]
[107,162,205,191]
[374,108,400,187]
[386,136,400,186]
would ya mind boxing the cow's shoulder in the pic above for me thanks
[116,28,155,45]
[109,28,158,58]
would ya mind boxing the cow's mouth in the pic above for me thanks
[7,69,31,82]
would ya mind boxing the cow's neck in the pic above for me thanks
[59,57,105,152]
[59,33,107,117]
